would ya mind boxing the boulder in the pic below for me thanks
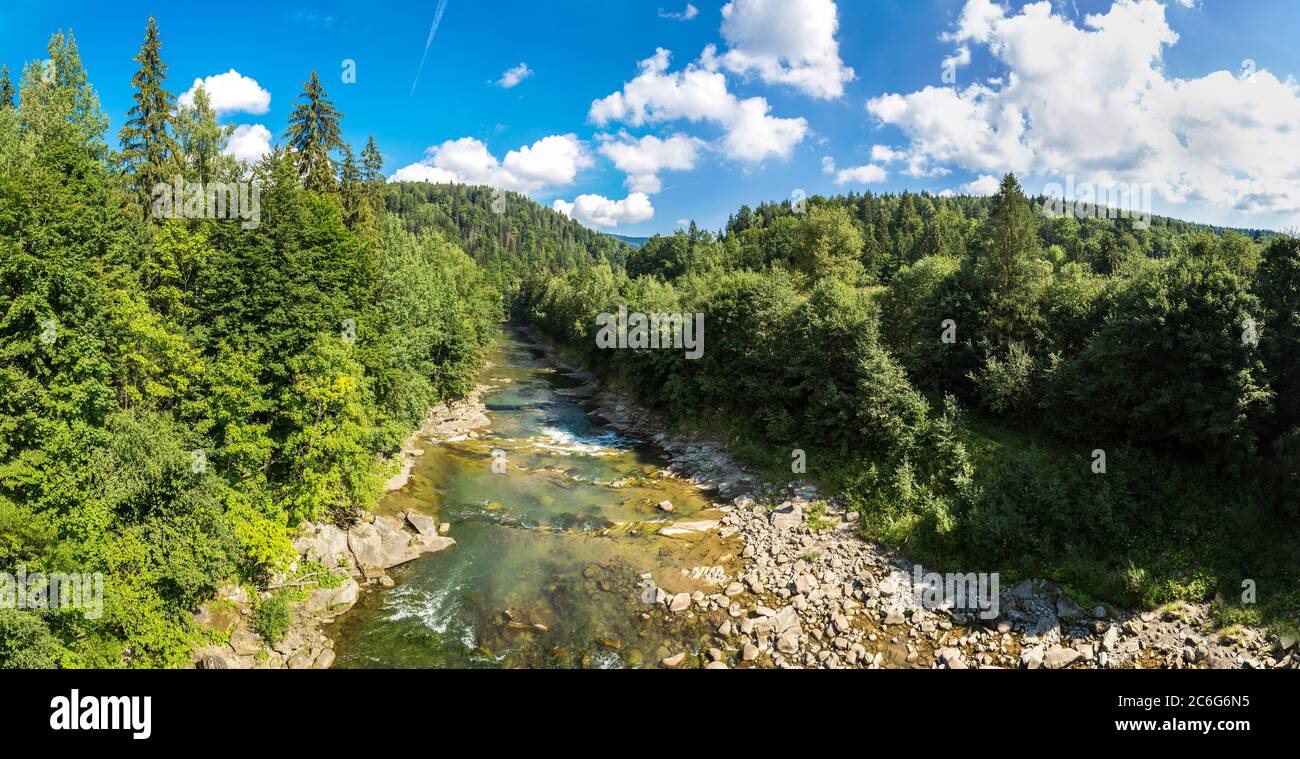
[658,520,719,537]
[770,501,803,531]
[293,524,352,569]
[305,576,360,618]
[347,521,385,574]
[1044,646,1081,670]
[406,512,439,537]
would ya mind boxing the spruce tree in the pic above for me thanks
[119,17,179,213]
[360,134,383,184]
[0,65,14,109]
[284,70,344,192]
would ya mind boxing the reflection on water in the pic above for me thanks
[332,327,738,668]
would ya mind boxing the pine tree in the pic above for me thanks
[968,173,1050,345]
[284,70,344,192]
[360,135,383,184]
[0,65,14,109]
[119,17,179,212]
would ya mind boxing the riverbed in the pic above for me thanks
[332,327,739,668]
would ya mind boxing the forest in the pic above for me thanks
[1,19,1297,669]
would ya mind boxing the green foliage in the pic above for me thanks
[253,592,292,646]
[0,30,502,666]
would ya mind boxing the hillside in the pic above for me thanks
[384,182,632,284]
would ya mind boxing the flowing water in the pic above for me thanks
[332,327,740,668]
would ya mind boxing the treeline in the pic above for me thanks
[518,175,1300,618]
[384,181,632,289]
[0,23,500,666]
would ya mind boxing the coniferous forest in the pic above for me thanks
[0,12,1297,676]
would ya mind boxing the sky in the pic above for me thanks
[2,0,1299,235]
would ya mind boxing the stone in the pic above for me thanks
[1044,646,1081,669]
[1020,645,1044,670]
[669,592,692,613]
[770,501,803,531]
[662,652,687,668]
[884,609,907,625]
[657,500,675,513]
[658,520,719,538]
[305,576,360,618]
[773,606,800,634]
[1101,625,1120,653]
[742,644,760,662]
[347,521,384,574]
[293,524,354,570]
[705,661,728,669]
[405,512,438,537]
[777,633,800,654]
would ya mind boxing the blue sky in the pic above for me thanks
[2,0,1299,235]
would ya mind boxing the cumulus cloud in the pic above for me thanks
[495,63,533,88]
[597,132,704,193]
[180,70,271,115]
[659,4,700,21]
[553,192,655,228]
[833,164,887,185]
[390,134,592,194]
[223,124,273,163]
[871,0,1300,219]
[702,0,855,99]
[590,48,808,162]
[960,174,1001,196]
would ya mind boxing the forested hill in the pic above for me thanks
[384,182,632,285]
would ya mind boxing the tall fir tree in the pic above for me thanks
[360,134,383,184]
[284,70,344,193]
[118,17,179,213]
[0,65,14,109]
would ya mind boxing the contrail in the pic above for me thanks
[410,0,450,95]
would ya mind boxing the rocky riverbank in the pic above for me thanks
[522,328,1296,670]
[191,391,491,669]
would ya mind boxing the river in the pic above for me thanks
[332,327,739,668]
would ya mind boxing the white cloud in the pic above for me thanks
[590,48,809,162]
[496,63,533,89]
[703,0,855,100]
[871,0,1300,220]
[390,134,593,194]
[553,192,655,228]
[659,4,700,21]
[834,164,887,185]
[180,70,271,115]
[598,132,704,193]
[871,144,903,163]
[961,174,1001,196]
[821,156,836,174]
[223,124,272,163]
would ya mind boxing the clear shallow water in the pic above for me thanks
[332,328,738,668]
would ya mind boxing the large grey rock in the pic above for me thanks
[1044,646,1081,669]
[305,576,360,618]
[770,501,803,531]
[405,512,439,537]
[347,521,384,573]
[294,524,352,569]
